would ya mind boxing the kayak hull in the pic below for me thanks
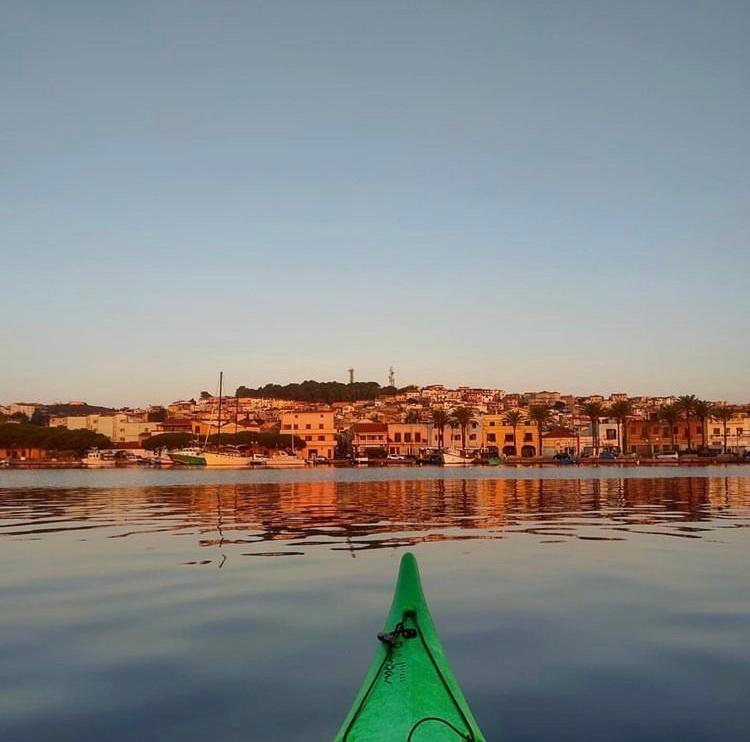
[336,553,485,741]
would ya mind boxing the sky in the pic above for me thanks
[1,1,749,406]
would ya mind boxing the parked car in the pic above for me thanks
[599,451,618,461]
[697,448,721,457]
[553,453,578,465]
[655,451,679,461]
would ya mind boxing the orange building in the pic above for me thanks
[387,423,429,457]
[279,409,337,460]
[625,418,704,454]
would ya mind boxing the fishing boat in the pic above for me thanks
[169,446,206,466]
[336,552,485,741]
[82,448,116,468]
[441,448,475,466]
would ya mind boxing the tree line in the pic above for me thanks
[0,424,112,455]
[235,380,402,403]
[143,431,307,451]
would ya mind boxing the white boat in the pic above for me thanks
[354,456,369,466]
[153,447,174,466]
[265,453,306,468]
[82,448,116,468]
[441,448,475,466]
[248,453,269,466]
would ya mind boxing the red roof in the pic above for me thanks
[353,422,388,432]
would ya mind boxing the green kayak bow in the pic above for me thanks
[336,553,485,741]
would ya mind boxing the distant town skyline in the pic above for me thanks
[3,2,749,405]
[3,374,748,410]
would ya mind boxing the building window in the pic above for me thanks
[319,424,324,429]
[606,429,617,440]
[394,433,401,442]
[487,433,496,442]
[469,434,476,441]
[713,428,720,435]
[405,433,412,442]
[415,432,421,442]
[306,424,311,429]
[523,432,533,442]
[504,434,514,443]
[305,435,312,441]
[318,435,325,441]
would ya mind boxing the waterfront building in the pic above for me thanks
[352,422,388,456]
[706,411,749,453]
[625,417,704,454]
[279,409,337,460]
[480,415,538,457]
[387,423,430,457]
[49,413,161,446]
[541,427,579,457]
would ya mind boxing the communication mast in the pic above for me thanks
[348,368,355,385]
[388,366,395,387]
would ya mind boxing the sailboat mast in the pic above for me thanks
[217,371,223,446]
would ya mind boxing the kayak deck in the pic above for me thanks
[336,553,485,741]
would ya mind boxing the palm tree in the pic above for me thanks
[711,406,734,453]
[608,399,633,455]
[502,409,525,456]
[451,407,474,452]
[675,394,698,451]
[431,409,449,451]
[581,401,606,456]
[693,400,714,451]
[529,406,551,457]
[658,404,680,451]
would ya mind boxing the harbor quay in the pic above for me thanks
[2,383,749,468]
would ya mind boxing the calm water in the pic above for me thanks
[1,471,749,741]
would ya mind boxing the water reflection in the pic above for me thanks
[2,477,748,561]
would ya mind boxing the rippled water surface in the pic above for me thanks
[1,473,749,741]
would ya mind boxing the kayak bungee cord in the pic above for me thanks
[406,716,473,741]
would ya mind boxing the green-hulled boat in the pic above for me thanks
[336,553,485,741]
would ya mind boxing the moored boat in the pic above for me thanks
[82,448,116,468]
[441,448,475,466]
[336,552,485,741]
[169,446,206,466]
[265,452,305,468]
[201,447,253,468]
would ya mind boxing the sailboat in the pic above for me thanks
[200,372,254,468]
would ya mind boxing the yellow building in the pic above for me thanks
[280,409,337,460]
[481,414,539,457]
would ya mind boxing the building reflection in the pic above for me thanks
[1,477,749,558]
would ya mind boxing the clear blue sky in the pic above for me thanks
[2,1,748,406]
